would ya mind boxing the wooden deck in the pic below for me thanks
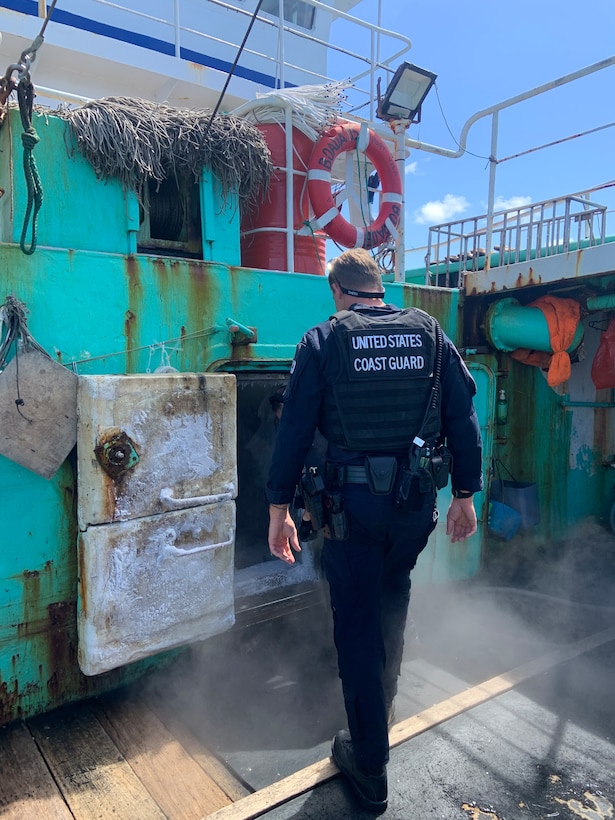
[3,621,615,820]
[0,688,250,820]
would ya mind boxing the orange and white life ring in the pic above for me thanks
[306,121,402,250]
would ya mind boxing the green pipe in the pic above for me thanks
[484,297,584,353]
[586,293,615,311]
[559,394,615,407]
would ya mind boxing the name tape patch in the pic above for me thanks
[346,329,431,379]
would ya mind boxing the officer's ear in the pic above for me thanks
[329,279,342,300]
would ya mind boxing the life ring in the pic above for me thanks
[306,121,402,250]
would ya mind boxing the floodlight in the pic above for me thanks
[377,62,437,123]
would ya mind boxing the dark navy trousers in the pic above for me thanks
[322,481,437,771]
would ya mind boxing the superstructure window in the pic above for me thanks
[260,0,315,29]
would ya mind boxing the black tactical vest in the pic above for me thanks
[319,307,440,452]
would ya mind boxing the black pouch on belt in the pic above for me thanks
[324,490,349,540]
[300,467,326,530]
[364,455,398,495]
[431,445,453,490]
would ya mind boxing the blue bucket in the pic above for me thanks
[488,500,522,540]
[491,479,540,529]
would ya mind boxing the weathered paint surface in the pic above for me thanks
[78,501,236,675]
[77,374,237,525]
[0,108,341,723]
[393,281,463,345]
[464,241,615,296]
[0,456,173,725]
[486,310,615,539]
[414,361,495,585]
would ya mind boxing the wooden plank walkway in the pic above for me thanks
[0,689,250,820]
[2,623,614,819]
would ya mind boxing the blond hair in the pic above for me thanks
[328,249,383,294]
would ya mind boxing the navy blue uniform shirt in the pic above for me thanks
[266,304,483,505]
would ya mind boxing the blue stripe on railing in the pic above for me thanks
[0,1,287,88]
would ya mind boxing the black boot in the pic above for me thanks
[331,730,388,813]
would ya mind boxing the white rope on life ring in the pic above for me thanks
[306,121,402,250]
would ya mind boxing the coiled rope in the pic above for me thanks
[17,78,43,255]
[0,0,58,254]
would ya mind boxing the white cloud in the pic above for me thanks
[414,194,469,226]
[491,195,532,212]
[405,161,418,176]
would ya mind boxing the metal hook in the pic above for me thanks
[3,62,25,83]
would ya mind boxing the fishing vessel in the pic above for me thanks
[0,2,614,813]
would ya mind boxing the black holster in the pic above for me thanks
[299,467,326,530]
[430,444,453,490]
[323,489,348,540]
[394,442,452,510]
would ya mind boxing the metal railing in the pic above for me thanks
[425,192,609,287]
[401,56,615,285]
[22,0,411,116]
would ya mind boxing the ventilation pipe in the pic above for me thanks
[586,293,615,312]
[484,297,584,353]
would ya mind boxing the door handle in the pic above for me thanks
[163,536,235,557]
[160,487,233,509]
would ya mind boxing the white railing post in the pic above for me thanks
[393,120,407,282]
[277,0,285,89]
[173,0,181,59]
[485,110,499,272]
[285,105,295,273]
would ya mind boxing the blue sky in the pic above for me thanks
[331,0,615,270]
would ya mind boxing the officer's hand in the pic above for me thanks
[446,497,477,542]
[268,505,301,564]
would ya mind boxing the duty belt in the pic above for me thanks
[325,463,370,485]
[344,465,369,483]
[327,462,405,485]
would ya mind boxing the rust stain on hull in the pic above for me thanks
[0,680,21,724]
[46,601,78,702]
[125,255,142,372]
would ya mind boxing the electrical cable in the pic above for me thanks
[433,83,490,162]
[204,0,266,140]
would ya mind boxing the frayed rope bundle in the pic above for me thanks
[55,96,273,206]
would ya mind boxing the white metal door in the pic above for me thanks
[76,373,237,675]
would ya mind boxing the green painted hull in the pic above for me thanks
[0,107,611,725]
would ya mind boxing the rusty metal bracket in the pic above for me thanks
[226,317,257,345]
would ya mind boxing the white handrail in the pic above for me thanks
[402,56,615,263]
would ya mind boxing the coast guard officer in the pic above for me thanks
[266,248,482,813]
